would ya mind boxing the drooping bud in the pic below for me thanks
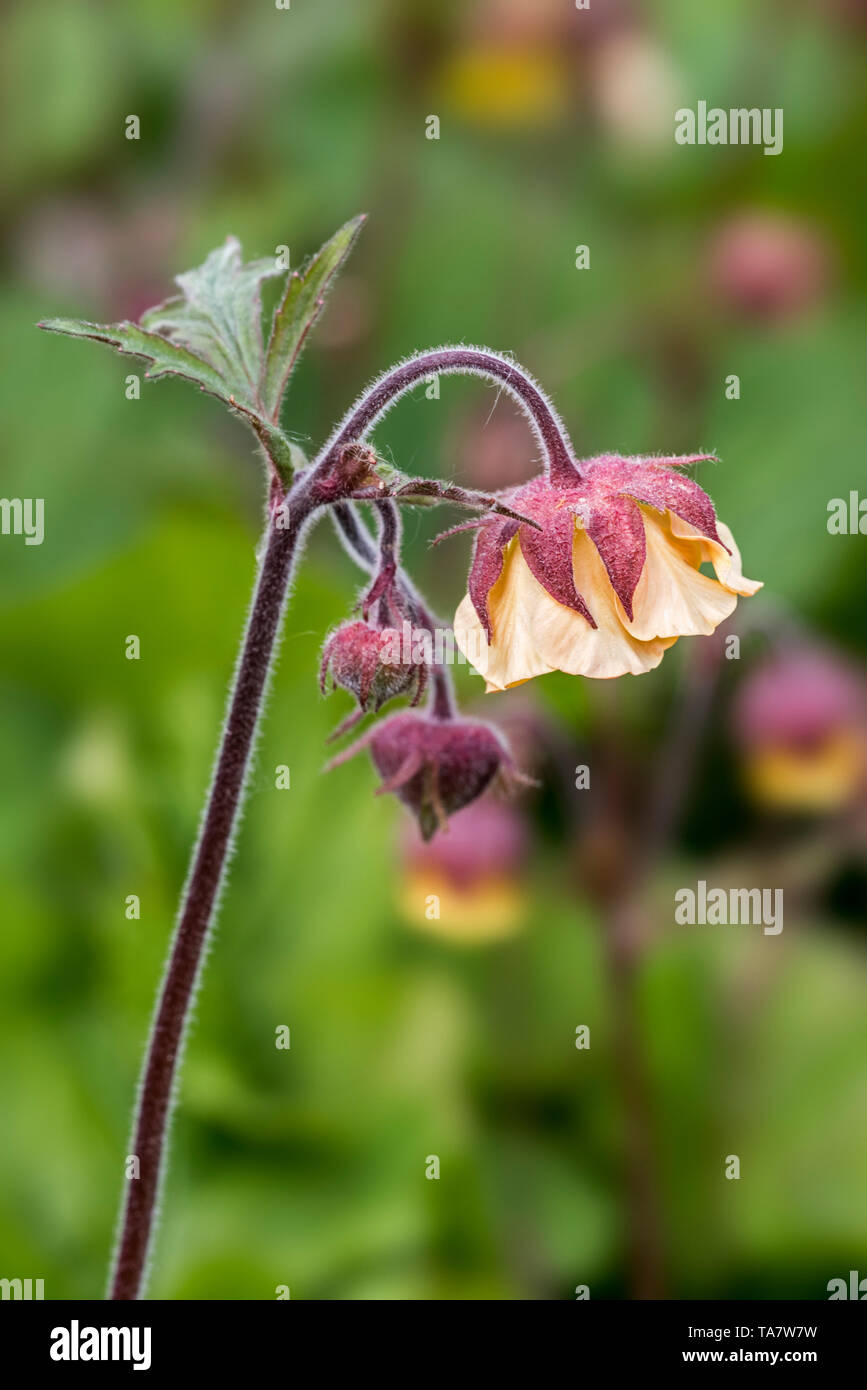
[326,710,529,840]
[320,620,427,736]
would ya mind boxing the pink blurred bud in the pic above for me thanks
[733,648,865,751]
[706,213,831,323]
[403,794,528,889]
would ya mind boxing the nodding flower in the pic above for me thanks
[452,452,761,690]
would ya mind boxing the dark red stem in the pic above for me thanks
[109,497,311,1299]
[314,347,579,484]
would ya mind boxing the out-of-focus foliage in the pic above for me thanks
[0,0,865,1298]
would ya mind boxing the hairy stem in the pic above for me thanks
[314,347,578,484]
[108,346,552,1298]
[109,494,312,1300]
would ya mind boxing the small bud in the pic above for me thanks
[336,442,380,491]
[320,620,427,736]
[706,213,831,323]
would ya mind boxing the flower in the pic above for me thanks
[453,453,761,690]
[326,710,526,840]
[398,795,529,942]
[732,646,867,812]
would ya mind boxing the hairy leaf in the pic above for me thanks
[261,215,366,418]
[139,237,282,401]
[39,221,365,485]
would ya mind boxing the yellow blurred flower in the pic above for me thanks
[438,43,570,129]
[733,647,867,814]
[744,730,866,814]
[397,796,528,943]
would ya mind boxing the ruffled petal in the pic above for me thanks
[454,532,675,689]
[669,514,763,596]
[623,507,739,640]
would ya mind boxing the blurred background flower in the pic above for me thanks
[398,794,530,942]
[732,643,867,813]
[706,212,833,324]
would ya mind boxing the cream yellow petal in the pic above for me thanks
[623,507,739,640]
[669,513,762,596]
[454,532,675,689]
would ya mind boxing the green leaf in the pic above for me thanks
[139,238,281,402]
[39,311,299,484]
[38,222,365,485]
[38,316,229,397]
[261,215,366,418]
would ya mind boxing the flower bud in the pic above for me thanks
[327,710,526,840]
[313,442,382,503]
[320,620,426,730]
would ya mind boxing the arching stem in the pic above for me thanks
[314,347,579,485]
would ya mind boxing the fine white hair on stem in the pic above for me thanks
[311,345,579,484]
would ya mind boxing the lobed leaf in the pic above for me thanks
[261,215,366,418]
[38,314,301,484]
[39,219,366,486]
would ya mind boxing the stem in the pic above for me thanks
[602,901,668,1300]
[588,640,729,1299]
[109,346,552,1298]
[109,493,312,1300]
[313,347,579,484]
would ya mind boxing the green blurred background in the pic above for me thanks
[1,0,865,1299]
